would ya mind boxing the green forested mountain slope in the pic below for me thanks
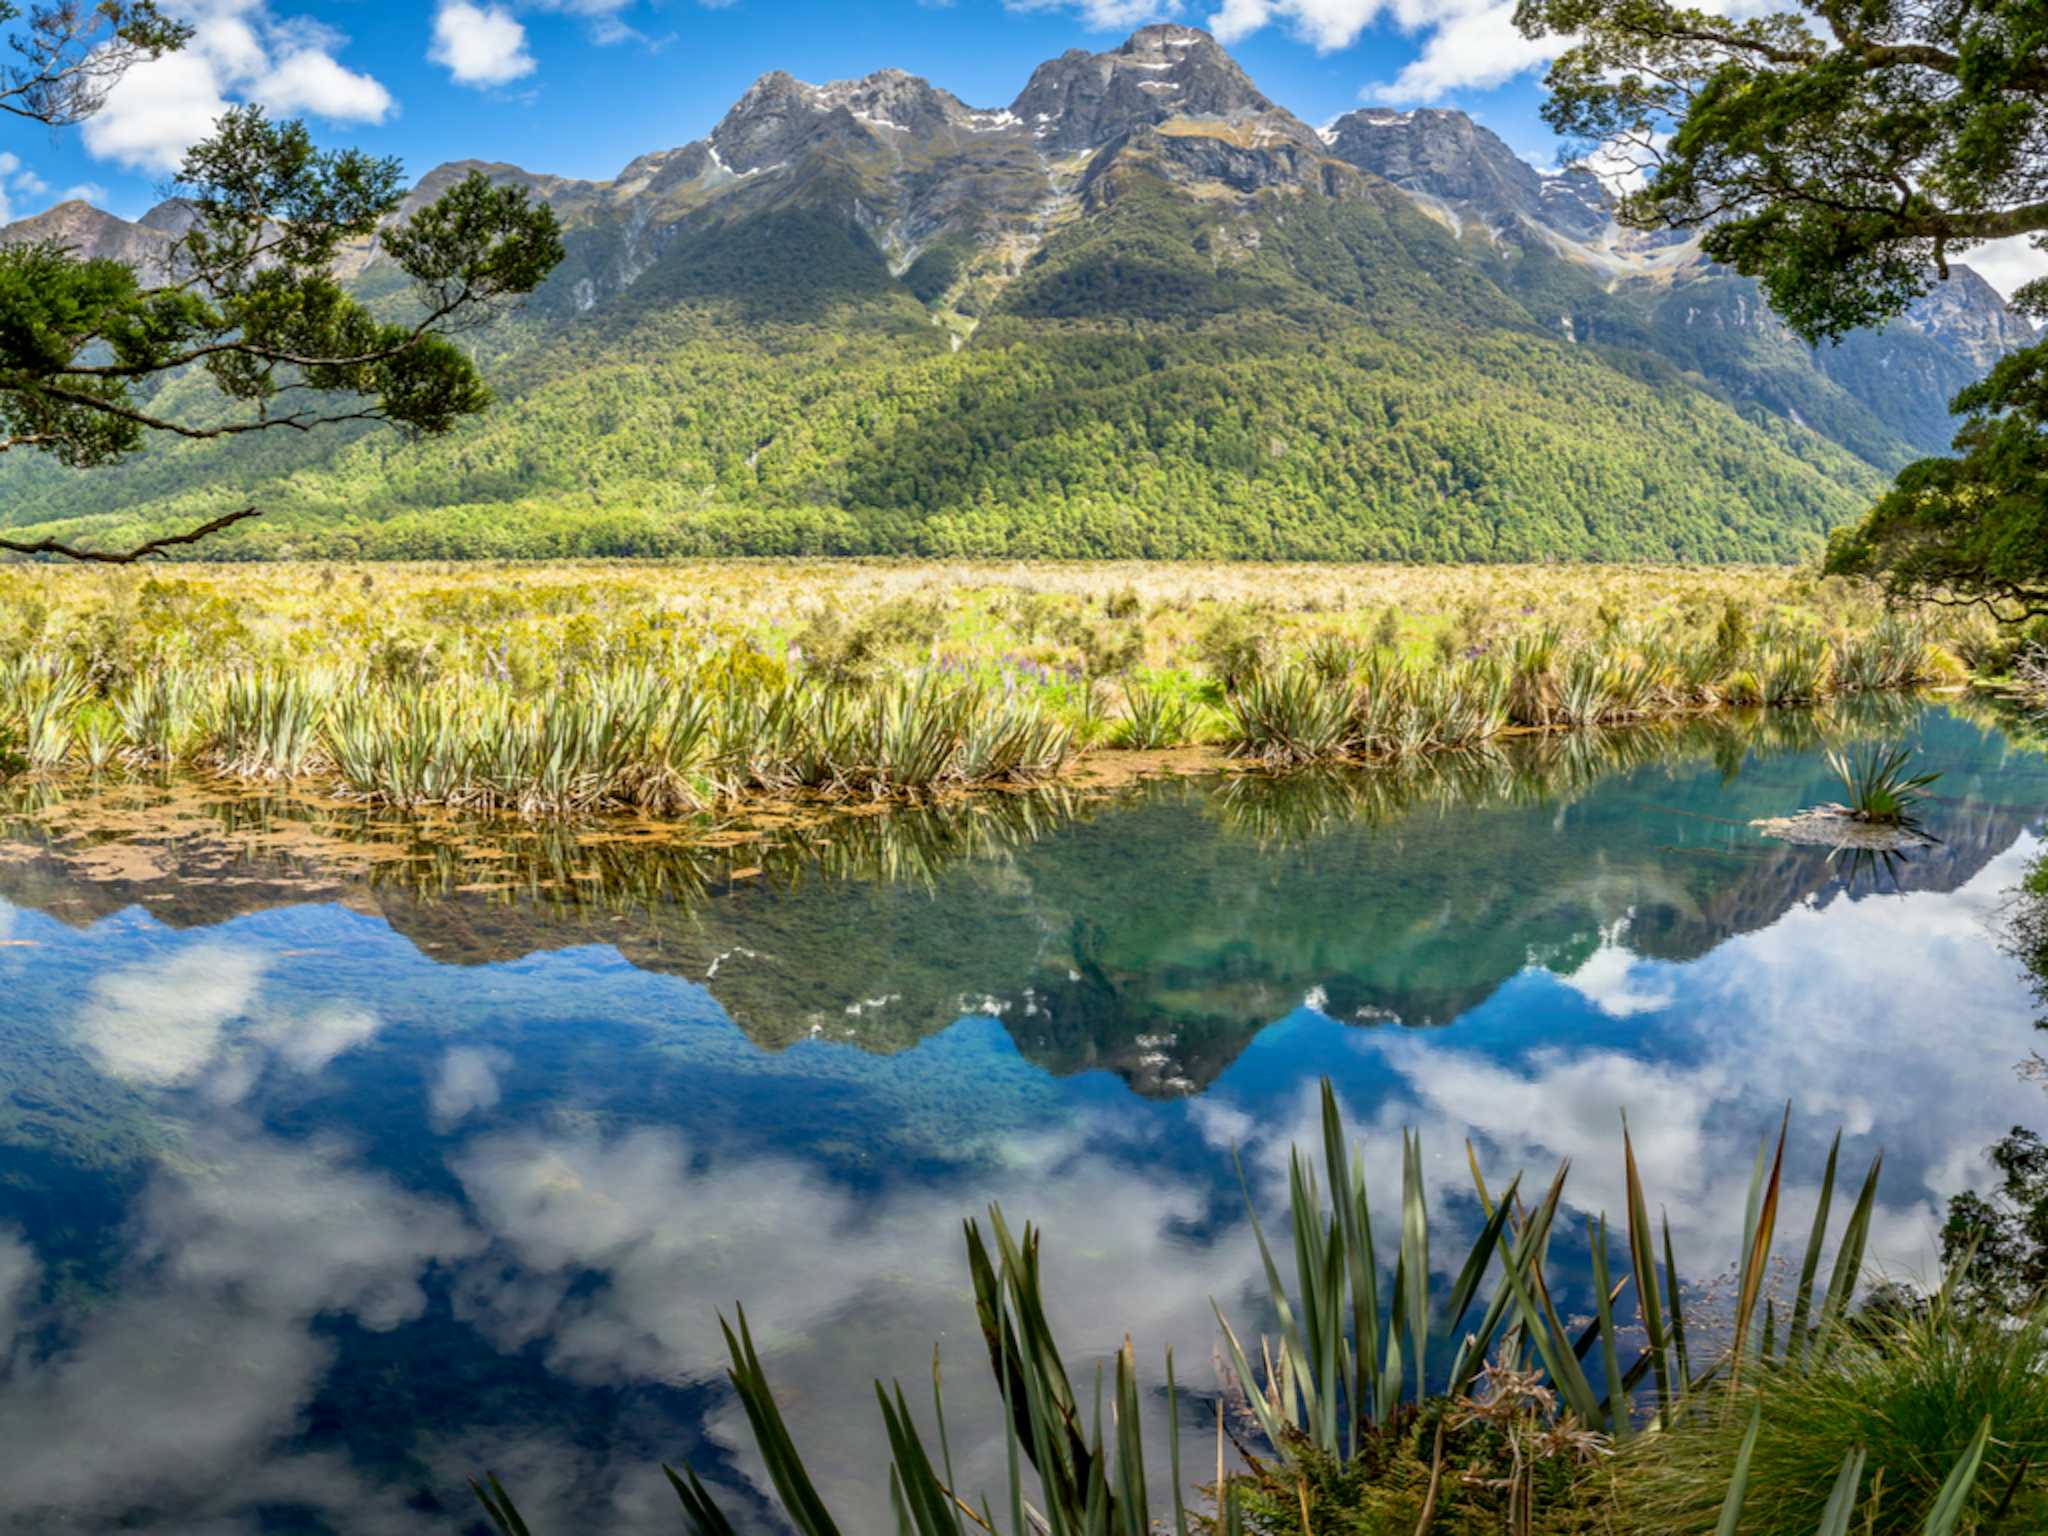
[0,25,1993,562]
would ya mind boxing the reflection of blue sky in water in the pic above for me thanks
[0,705,2041,1531]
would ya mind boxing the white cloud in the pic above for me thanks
[83,0,393,175]
[0,152,51,224]
[1364,0,1556,101]
[69,944,268,1088]
[1203,0,1558,93]
[429,0,536,88]
[59,182,109,206]
[1555,917,1678,1017]
[527,0,663,46]
[1211,0,1399,51]
[67,944,382,1098]
[258,47,394,119]
[0,1122,482,1527]
[450,1115,1255,1520]
[1006,0,1183,33]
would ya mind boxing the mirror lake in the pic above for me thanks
[1,697,2045,1533]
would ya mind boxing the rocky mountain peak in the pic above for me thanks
[136,198,199,237]
[711,70,829,172]
[1325,108,1550,222]
[0,199,181,278]
[711,65,989,171]
[1009,24,1291,151]
[814,67,974,135]
[1899,263,2037,368]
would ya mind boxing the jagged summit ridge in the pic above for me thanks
[1010,24,1308,151]
[1323,105,1613,242]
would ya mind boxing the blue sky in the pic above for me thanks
[5,0,1567,222]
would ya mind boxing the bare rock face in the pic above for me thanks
[1897,264,2037,371]
[1322,107,1615,243]
[1,199,176,276]
[1327,111,1542,216]
[1011,24,1306,151]
[711,71,837,173]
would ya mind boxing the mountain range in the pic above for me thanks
[0,24,2032,561]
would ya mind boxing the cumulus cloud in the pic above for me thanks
[1322,835,2048,1283]
[1204,0,1558,98]
[0,1123,480,1527]
[0,152,51,224]
[429,1045,510,1129]
[69,944,268,1089]
[429,0,537,88]
[1211,0,1402,51]
[1554,917,1678,1017]
[83,0,392,175]
[1006,0,1184,33]
[450,1116,1256,1520]
[1364,1,1556,102]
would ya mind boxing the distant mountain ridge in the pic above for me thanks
[0,23,2029,561]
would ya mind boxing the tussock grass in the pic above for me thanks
[1609,1304,2048,1535]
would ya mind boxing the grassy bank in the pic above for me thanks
[0,560,1987,813]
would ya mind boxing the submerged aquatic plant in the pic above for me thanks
[1827,744,1942,824]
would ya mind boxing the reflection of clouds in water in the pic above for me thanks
[65,944,381,1102]
[1291,835,2048,1288]
[450,1117,1258,1527]
[1556,916,1678,1018]
[430,1046,510,1130]
[0,1122,480,1533]
[69,945,267,1088]
[256,1004,382,1076]
[0,1230,36,1351]
[6,823,2038,1530]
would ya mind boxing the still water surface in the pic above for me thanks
[0,702,2044,1532]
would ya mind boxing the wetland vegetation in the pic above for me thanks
[0,560,1995,816]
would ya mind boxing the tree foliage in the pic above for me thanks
[0,178,1881,562]
[1517,0,2048,615]
[0,8,563,561]
[1827,345,2048,617]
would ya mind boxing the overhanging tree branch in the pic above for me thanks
[0,506,262,563]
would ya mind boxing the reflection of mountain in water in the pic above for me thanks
[0,702,2041,1099]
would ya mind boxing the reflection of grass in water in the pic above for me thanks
[1208,703,1938,853]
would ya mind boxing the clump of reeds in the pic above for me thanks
[1115,678,1202,749]
[203,668,331,779]
[1827,743,1941,824]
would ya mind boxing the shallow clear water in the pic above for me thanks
[0,702,2045,1533]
